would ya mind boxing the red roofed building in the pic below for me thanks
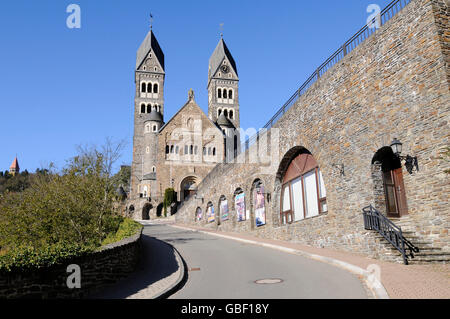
[10,157,20,176]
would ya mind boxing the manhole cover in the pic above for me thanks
[254,278,283,284]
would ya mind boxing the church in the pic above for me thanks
[129,25,240,220]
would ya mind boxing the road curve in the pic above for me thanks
[147,224,368,299]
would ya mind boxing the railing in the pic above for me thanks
[362,205,419,265]
[242,0,412,152]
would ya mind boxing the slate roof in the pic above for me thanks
[144,111,164,123]
[208,38,238,81]
[217,113,234,128]
[136,30,165,71]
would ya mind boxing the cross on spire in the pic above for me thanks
[150,13,154,30]
[220,23,224,38]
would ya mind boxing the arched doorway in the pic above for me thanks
[180,176,198,202]
[250,179,266,229]
[156,203,164,217]
[142,203,152,220]
[372,147,408,217]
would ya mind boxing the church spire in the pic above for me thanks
[10,156,20,176]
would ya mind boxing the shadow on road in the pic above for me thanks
[89,229,180,299]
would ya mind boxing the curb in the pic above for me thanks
[172,225,389,299]
[153,243,188,299]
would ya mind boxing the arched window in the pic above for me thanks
[196,207,203,221]
[176,146,179,154]
[208,147,212,155]
[153,83,158,94]
[218,108,222,116]
[194,146,198,155]
[185,145,189,155]
[212,148,216,156]
[223,89,228,99]
[141,104,146,113]
[141,83,146,93]
[152,166,156,173]
[280,152,327,225]
[166,145,169,154]
[229,89,233,99]
[170,145,174,154]
[152,125,157,132]
[229,110,234,119]
[224,109,228,117]
[153,105,157,112]
[147,104,151,113]
[203,147,206,156]
[218,88,222,99]
[190,145,194,155]
[147,83,152,93]
[219,196,229,222]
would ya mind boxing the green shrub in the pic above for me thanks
[0,242,94,273]
[101,218,142,246]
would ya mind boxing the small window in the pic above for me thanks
[203,147,206,156]
[153,105,157,112]
[224,109,228,117]
[229,90,233,99]
[218,88,222,99]
[190,145,194,155]
[166,145,169,154]
[154,83,158,94]
[208,147,212,155]
[229,110,234,119]
[147,105,151,113]
[194,146,198,155]
[176,146,179,154]
[185,145,189,155]
[223,90,228,99]
[213,148,216,156]
[141,104,146,113]
[147,83,152,93]
[141,83,146,93]
[152,166,156,173]
[218,109,222,116]
[152,125,157,132]
[170,145,174,154]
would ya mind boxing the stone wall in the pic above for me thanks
[175,0,450,261]
[0,231,142,299]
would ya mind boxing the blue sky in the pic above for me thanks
[0,0,392,173]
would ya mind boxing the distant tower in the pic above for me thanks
[208,37,240,159]
[131,24,165,205]
[10,157,20,176]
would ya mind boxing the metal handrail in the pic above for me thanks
[362,205,419,265]
[242,0,412,152]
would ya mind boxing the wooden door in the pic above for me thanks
[383,168,408,217]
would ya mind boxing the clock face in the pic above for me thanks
[220,64,230,74]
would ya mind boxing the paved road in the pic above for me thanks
[148,224,368,299]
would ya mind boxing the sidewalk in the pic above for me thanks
[174,223,450,299]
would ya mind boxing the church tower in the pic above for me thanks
[207,37,240,129]
[208,37,240,159]
[10,157,20,176]
[131,26,165,208]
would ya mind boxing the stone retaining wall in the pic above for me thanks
[175,0,450,262]
[0,231,142,299]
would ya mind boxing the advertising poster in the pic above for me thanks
[196,207,202,221]
[207,205,215,223]
[254,187,266,227]
[235,193,246,222]
[221,199,229,221]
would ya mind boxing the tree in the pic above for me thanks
[163,188,176,217]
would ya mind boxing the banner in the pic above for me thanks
[254,187,266,227]
[196,207,202,221]
[235,193,246,222]
[207,205,215,223]
[221,199,229,221]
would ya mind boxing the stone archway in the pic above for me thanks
[142,203,152,220]
[372,146,407,217]
[179,176,198,202]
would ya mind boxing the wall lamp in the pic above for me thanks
[390,138,419,175]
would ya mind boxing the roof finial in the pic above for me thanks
[150,13,154,30]
[219,23,224,38]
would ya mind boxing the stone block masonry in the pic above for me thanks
[175,0,450,263]
[0,231,142,299]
